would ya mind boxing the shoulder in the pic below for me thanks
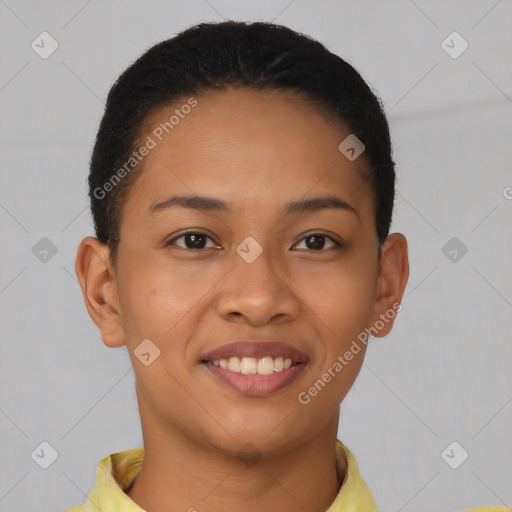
[462,508,511,512]
[62,447,145,512]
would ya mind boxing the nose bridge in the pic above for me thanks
[233,234,281,293]
[217,235,298,324]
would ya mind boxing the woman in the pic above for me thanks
[69,20,507,512]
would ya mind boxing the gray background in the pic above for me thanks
[0,1,511,511]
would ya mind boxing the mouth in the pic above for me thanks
[200,341,308,397]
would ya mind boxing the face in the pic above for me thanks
[77,87,408,458]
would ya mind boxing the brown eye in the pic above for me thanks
[166,232,221,250]
[293,233,341,251]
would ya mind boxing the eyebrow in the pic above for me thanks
[149,194,359,219]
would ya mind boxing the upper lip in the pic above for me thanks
[200,341,308,364]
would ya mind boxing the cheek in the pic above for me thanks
[116,250,223,344]
[295,256,377,340]
[315,259,377,399]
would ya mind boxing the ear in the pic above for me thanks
[75,236,126,348]
[370,233,409,337]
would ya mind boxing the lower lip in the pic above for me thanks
[203,362,307,397]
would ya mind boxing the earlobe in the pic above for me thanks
[75,237,126,348]
[370,233,409,338]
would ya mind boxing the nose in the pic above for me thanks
[216,243,302,327]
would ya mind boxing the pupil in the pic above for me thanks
[186,233,206,249]
[306,235,325,250]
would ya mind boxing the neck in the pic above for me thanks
[127,414,345,512]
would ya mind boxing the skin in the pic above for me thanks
[76,87,409,512]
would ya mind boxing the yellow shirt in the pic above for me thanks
[65,440,510,512]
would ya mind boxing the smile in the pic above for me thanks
[207,356,295,375]
[200,340,308,396]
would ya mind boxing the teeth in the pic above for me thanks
[212,356,295,375]
[227,357,241,372]
[240,357,257,374]
[257,356,274,375]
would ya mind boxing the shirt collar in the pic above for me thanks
[77,439,376,512]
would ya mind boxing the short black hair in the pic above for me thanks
[88,20,395,264]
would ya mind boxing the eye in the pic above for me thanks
[165,231,342,251]
[166,231,221,250]
[292,232,342,251]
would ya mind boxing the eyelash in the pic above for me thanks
[165,231,342,251]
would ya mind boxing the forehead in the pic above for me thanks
[126,87,373,220]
